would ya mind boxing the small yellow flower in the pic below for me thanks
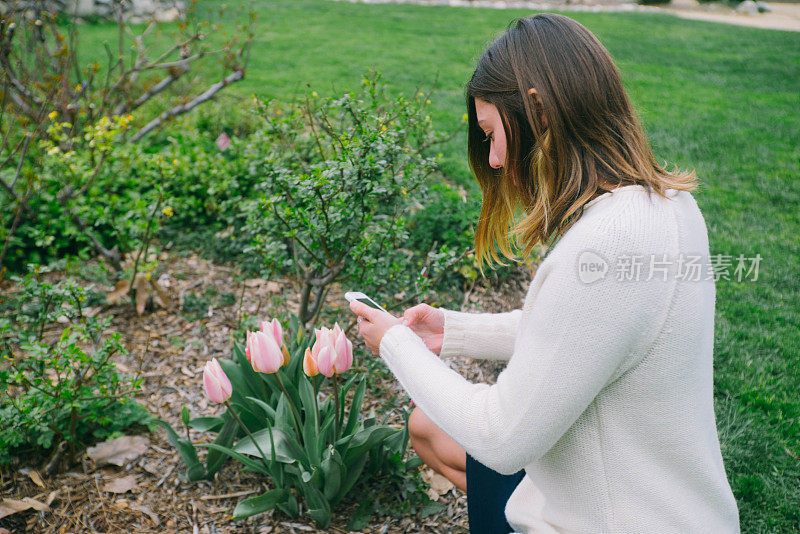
[311,91,318,98]
[172,159,179,166]
[401,187,407,195]
[426,99,431,104]
[47,146,60,156]
[162,206,174,217]
[74,84,82,93]
[462,113,468,122]
[418,92,424,97]
[48,111,58,121]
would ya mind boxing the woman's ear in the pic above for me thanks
[527,87,548,130]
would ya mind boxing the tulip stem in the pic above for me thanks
[275,372,304,445]
[224,400,272,473]
[314,382,320,434]
[332,374,340,442]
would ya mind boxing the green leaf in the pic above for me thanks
[233,427,296,464]
[343,425,398,467]
[197,442,270,475]
[188,416,225,433]
[205,416,237,478]
[180,406,190,427]
[245,395,277,422]
[298,377,320,465]
[332,452,369,506]
[405,455,423,471]
[156,419,205,481]
[232,488,290,520]
[303,481,331,529]
[277,491,299,518]
[343,378,366,437]
[321,449,343,501]
[420,499,446,518]
[345,499,374,531]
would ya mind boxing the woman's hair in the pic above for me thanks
[466,13,697,275]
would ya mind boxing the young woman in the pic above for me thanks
[349,13,740,533]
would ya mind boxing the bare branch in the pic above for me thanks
[130,69,244,142]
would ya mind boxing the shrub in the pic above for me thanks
[241,70,468,324]
[0,265,151,470]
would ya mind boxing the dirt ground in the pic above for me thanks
[0,251,535,533]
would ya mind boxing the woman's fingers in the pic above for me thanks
[403,303,428,326]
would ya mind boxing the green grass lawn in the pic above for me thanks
[77,1,799,530]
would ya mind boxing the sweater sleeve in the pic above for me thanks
[439,308,522,360]
[378,212,676,475]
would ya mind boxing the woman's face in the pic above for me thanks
[474,98,507,170]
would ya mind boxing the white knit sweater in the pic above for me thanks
[379,185,740,533]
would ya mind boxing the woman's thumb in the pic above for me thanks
[402,307,418,326]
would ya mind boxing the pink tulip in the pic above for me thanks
[247,330,284,374]
[311,323,354,376]
[316,344,335,378]
[333,329,353,374]
[303,347,319,377]
[260,318,284,348]
[203,358,232,403]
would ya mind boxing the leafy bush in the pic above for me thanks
[0,265,151,469]
[240,70,468,324]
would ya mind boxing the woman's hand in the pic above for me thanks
[349,300,403,356]
[402,303,444,355]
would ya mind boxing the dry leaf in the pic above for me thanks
[106,279,131,305]
[0,497,49,519]
[244,278,264,288]
[429,472,454,495]
[26,469,45,488]
[87,436,149,467]
[149,277,171,309]
[130,503,160,526]
[102,475,138,494]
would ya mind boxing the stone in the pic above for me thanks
[736,0,759,14]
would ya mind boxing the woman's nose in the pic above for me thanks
[489,151,502,169]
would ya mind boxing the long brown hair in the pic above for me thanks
[466,13,697,276]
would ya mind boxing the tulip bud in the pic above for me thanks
[203,358,232,403]
[303,347,319,377]
[281,344,291,367]
[248,330,284,374]
[245,330,252,363]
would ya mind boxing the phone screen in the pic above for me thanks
[356,297,382,310]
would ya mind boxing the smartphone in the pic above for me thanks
[344,291,389,314]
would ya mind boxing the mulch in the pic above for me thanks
[0,250,535,533]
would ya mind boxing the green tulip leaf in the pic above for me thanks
[245,395,277,422]
[321,451,343,501]
[188,416,225,433]
[197,442,270,475]
[303,482,331,529]
[343,378,366,437]
[233,427,296,464]
[343,425,398,466]
[205,416,238,478]
[156,419,205,481]
[232,488,290,520]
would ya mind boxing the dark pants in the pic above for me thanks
[465,453,526,534]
